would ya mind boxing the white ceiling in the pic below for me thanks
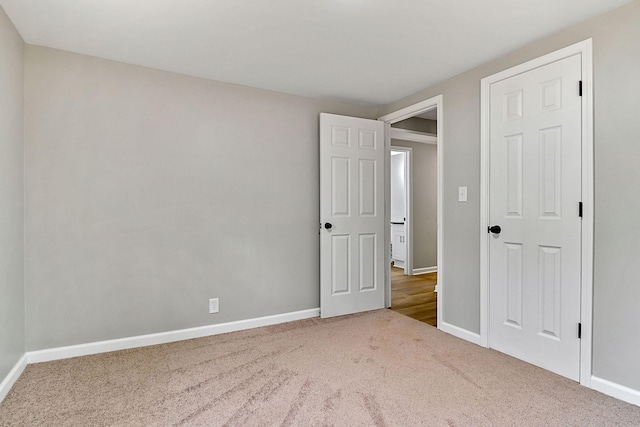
[1,0,632,107]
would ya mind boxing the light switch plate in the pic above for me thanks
[458,186,468,202]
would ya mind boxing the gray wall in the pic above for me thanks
[392,117,437,134]
[0,6,25,380]
[380,0,640,391]
[392,141,437,269]
[24,46,376,351]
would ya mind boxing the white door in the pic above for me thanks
[320,113,385,318]
[488,54,582,380]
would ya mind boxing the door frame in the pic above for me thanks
[390,146,412,275]
[379,94,443,328]
[479,39,594,386]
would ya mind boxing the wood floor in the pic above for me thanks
[390,266,437,326]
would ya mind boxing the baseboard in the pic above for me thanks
[0,354,27,404]
[413,266,437,275]
[439,321,482,346]
[27,308,320,364]
[591,376,640,407]
[392,260,405,268]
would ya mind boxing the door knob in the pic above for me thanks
[488,225,501,234]
[324,222,333,230]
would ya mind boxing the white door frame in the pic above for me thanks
[379,94,443,328]
[479,39,594,386]
[390,146,412,275]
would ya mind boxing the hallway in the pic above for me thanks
[390,267,437,326]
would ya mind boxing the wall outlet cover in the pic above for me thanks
[209,298,219,314]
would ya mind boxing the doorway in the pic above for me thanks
[318,96,443,324]
[379,95,443,328]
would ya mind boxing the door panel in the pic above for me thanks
[359,234,376,290]
[488,54,582,380]
[504,242,523,328]
[359,159,377,216]
[331,235,350,294]
[331,157,350,216]
[320,113,385,318]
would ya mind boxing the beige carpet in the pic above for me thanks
[1,310,639,426]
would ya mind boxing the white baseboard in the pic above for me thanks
[413,266,437,275]
[439,321,482,346]
[27,308,320,364]
[591,376,640,407]
[392,260,405,268]
[0,354,27,404]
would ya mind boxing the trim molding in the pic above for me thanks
[413,266,437,275]
[439,322,482,346]
[390,128,437,144]
[591,376,640,407]
[27,308,320,364]
[0,355,27,403]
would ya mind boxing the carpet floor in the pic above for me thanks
[1,309,639,426]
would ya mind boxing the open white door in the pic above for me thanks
[320,113,385,318]
[487,54,582,380]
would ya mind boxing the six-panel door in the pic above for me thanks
[488,54,582,380]
[320,113,385,318]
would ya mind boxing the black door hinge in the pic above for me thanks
[579,81,583,97]
[579,202,583,218]
[578,322,582,339]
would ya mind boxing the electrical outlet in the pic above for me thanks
[209,298,219,314]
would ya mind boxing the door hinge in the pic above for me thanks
[579,81,583,97]
[578,322,582,339]
[578,202,583,218]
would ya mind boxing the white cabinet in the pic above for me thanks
[391,223,405,267]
